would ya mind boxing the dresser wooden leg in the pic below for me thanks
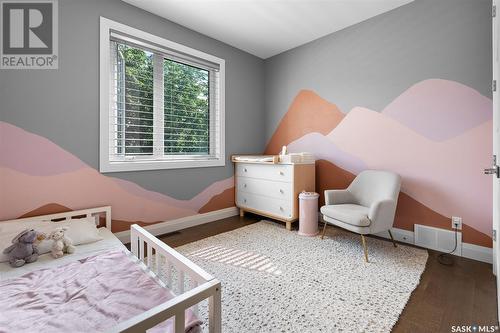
[239,209,245,217]
[286,221,291,231]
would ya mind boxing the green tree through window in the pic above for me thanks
[114,42,210,157]
[117,43,154,156]
[164,60,209,155]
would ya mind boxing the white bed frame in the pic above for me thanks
[2,206,222,333]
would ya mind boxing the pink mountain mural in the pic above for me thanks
[382,79,492,141]
[0,167,196,223]
[0,122,234,232]
[328,106,492,236]
[1,122,86,176]
[287,132,366,173]
[265,79,493,247]
[265,90,344,154]
[1,78,493,246]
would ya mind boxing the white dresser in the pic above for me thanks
[234,161,315,230]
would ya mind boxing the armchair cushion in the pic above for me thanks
[320,204,371,227]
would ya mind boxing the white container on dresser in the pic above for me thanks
[233,160,315,230]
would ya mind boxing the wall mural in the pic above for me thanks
[0,121,235,232]
[265,79,493,248]
[0,78,492,247]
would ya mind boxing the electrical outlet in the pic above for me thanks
[451,216,462,230]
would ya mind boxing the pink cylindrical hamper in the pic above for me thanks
[298,191,319,236]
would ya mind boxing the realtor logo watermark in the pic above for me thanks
[1,0,58,69]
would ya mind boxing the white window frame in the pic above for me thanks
[99,17,225,173]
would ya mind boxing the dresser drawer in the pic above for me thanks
[236,192,292,219]
[237,177,292,200]
[235,163,292,182]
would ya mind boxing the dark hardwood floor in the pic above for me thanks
[158,214,498,333]
[393,250,498,332]
[158,214,260,247]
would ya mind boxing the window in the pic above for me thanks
[100,18,225,172]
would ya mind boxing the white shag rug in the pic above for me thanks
[175,221,428,333]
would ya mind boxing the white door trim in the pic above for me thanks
[491,0,500,321]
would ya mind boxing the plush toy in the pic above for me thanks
[49,226,75,258]
[2,229,46,268]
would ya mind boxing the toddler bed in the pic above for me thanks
[0,206,221,333]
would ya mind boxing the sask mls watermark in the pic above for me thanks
[1,0,58,69]
[451,325,499,332]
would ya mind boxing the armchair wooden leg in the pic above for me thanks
[321,221,328,239]
[361,235,369,263]
[388,230,397,248]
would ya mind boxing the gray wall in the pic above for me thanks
[0,0,491,199]
[0,0,265,200]
[263,0,492,141]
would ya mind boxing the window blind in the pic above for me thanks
[164,59,218,155]
[109,36,221,162]
[110,41,156,158]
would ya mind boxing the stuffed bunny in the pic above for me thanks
[2,229,46,268]
[49,226,76,258]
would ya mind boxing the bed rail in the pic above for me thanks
[0,206,112,229]
[112,224,222,333]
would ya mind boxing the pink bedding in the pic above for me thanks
[0,250,202,333]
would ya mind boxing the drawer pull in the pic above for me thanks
[279,206,284,211]
[244,168,248,172]
[279,171,284,176]
[244,184,247,188]
[279,189,284,194]
[244,199,247,203]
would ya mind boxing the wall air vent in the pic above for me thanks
[414,224,462,256]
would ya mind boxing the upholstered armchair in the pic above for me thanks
[320,170,401,262]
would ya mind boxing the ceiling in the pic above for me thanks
[122,0,414,59]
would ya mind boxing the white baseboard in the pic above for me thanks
[374,228,414,245]
[369,224,493,264]
[462,242,493,264]
[116,209,493,264]
[114,206,239,243]
[377,226,492,264]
